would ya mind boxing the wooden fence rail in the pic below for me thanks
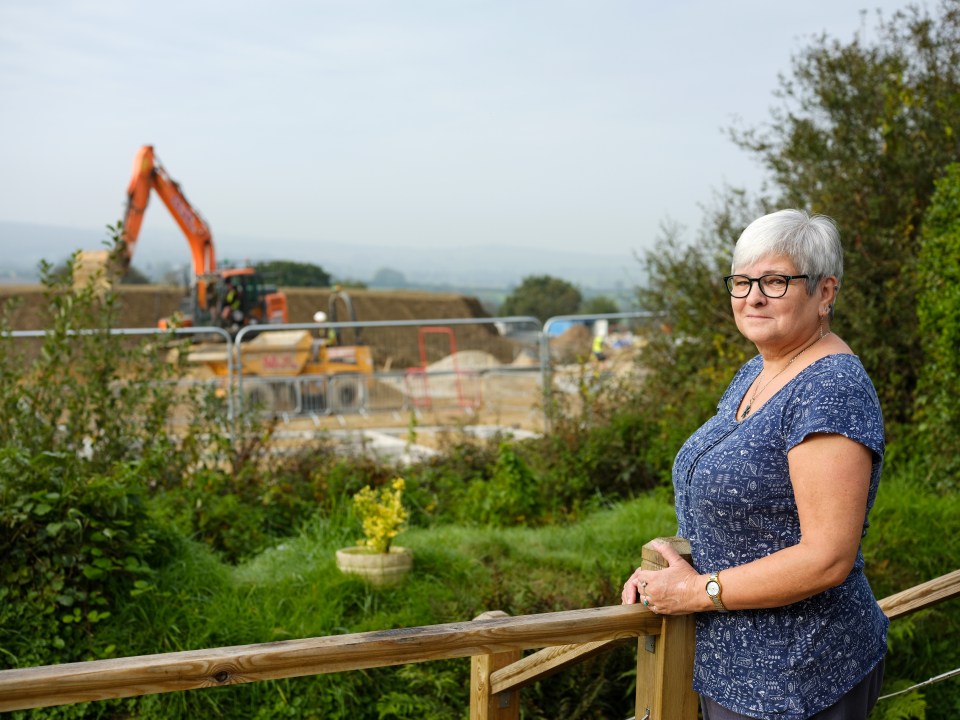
[1,539,958,718]
[0,604,661,713]
[877,568,960,620]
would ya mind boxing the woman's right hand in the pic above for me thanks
[621,540,703,615]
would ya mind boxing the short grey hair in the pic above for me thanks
[731,209,844,294]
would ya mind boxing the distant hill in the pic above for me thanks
[0,220,645,298]
[1,221,111,283]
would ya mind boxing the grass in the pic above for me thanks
[16,492,676,720]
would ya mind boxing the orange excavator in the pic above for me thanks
[120,145,288,332]
[109,146,373,413]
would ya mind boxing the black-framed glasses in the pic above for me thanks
[723,274,809,298]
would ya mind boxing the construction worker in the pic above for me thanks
[221,277,243,327]
[592,332,607,362]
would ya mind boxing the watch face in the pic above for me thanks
[706,580,720,597]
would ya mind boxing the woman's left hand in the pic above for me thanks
[621,540,701,615]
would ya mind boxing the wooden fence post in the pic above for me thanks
[470,611,521,720]
[635,537,698,720]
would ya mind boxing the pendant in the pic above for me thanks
[740,404,751,419]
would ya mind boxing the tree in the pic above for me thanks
[120,265,151,285]
[254,260,331,287]
[580,295,620,315]
[731,1,960,426]
[913,163,960,486]
[499,275,582,324]
[370,267,407,289]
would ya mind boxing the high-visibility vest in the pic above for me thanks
[225,287,241,310]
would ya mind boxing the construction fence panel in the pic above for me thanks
[540,312,658,368]
[7,313,657,441]
[538,312,658,424]
[233,317,544,430]
[6,325,236,439]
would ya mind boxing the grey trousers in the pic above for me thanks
[700,658,885,720]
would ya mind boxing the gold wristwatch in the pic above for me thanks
[706,572,728,612]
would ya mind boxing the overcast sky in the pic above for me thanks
[0,0,914,268]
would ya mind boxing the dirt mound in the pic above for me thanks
[549,323,593,363]
[0,284,518,370]
[289,287,488,325]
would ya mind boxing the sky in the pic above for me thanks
[0,0,916,277]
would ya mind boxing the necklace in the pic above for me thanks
[740,332,831,420]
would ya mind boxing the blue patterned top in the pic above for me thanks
[673,353,888,719]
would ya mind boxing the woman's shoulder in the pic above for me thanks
[794,352,878,398]
[800,352,873,385]
[790,353,881,415]
[785,353,885,446]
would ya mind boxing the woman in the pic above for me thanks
[622,209,887,719]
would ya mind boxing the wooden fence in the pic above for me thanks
[1,538,958,719]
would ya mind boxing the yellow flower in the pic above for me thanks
[352,477,408,554]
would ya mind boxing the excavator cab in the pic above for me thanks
[210,268,288,337]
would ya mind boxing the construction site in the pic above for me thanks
[0,145,646,457]
[0,280,648,456]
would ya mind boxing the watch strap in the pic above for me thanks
[707,571,728,612]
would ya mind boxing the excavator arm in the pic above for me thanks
[122,145,216,306]
[108,144,287,332]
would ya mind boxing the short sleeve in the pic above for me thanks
[783,356,885,460]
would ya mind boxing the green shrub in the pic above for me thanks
[0,243,183,670]
[0,252,184,474]
[864,470,960,719]
[461,441,541,526]
[0,448,160,668]
[401,431,499,524]
[910,162,960,489]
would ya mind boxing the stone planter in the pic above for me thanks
[335,546,413,587]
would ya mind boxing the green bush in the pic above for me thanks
[0,256,188,475]
[910,162,960,489]
[0,244,184,669]
[461,441,541,526]
[864,471,960,720]
[400,431,499,525]
[0,448,160,668]
[398,397,665,530]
